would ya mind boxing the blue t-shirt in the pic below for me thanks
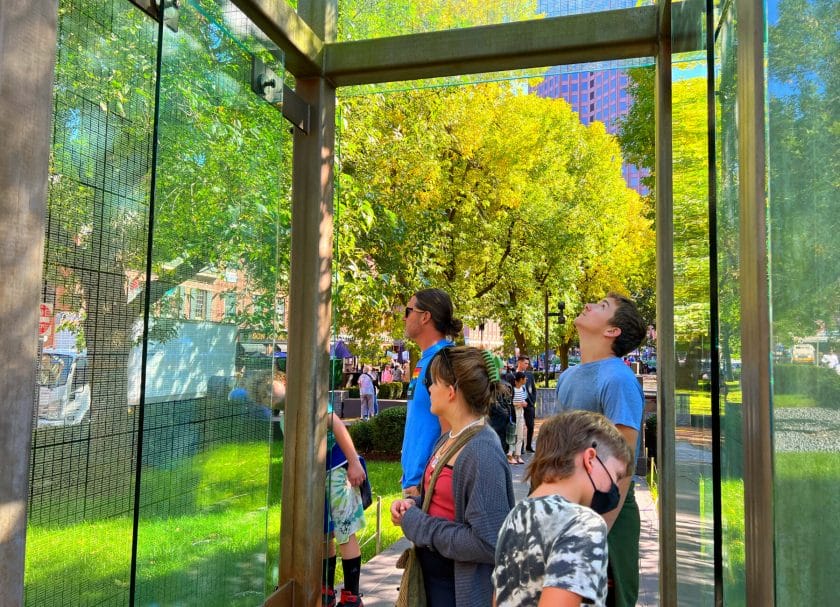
[555,357,644,455]
[400,339,452,489]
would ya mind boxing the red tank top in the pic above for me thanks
[423,460,456,521]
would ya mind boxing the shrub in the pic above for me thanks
[348,419,374,453]
[348,406,407,457]
[348,386,360,398]
[379,381,405,399]
[774,364,840,409]
[371,406,407,456]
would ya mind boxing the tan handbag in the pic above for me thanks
[394,425,483,607]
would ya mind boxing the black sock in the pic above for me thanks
[342,555,361,595]
[323,555,337,590]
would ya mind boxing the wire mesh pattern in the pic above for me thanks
[28,0,287,605]
[27,0,157,605]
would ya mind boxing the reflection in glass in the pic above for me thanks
[715,2,746,604]
[671,50,714,604]
[26,0,158,603]
[767,0,839,603]
[26,0,289,604]
[134,0,288,604]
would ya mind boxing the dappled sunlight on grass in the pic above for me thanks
[25,441,406,603]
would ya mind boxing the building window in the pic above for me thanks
[190,289,209,320]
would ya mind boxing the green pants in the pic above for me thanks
[607,482,640,607]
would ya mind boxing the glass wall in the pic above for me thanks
[714,1,747,603]
[766,0,839,603]
[27,0,290,604]
[671,34,716,607]
[27,1,158,603]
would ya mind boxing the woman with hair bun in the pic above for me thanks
[391,346,514,607]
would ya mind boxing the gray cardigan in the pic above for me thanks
[401,424,515,607]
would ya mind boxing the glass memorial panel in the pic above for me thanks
[672,53,715,606]
[714,2,747,604]
[26,0,159,603]
[766,0,840,603]
[134,0,288,604]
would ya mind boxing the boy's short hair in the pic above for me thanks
[525,410,634,492]
[514,371,527,382]
[607,292,646,357]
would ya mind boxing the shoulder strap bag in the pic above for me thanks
[395,424,483,607]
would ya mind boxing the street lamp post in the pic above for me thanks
[543,292,566,387]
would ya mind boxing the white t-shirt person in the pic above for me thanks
[493,494,609,606]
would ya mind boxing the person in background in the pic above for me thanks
[488,373,514,453]
[358,365,376,420]
[554,293,646,607]
[400,288,463,497]
[493,411,634,607]
[516,356,538,452]
[391,347,514,607]
[507,372,527,465]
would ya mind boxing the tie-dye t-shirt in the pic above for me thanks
[493,494,608,606]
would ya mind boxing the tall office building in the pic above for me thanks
[534,1,649,195]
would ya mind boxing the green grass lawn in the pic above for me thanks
[680,382,820,416]
[25,440,404,606]
[714,451,840,606]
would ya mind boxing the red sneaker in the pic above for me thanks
[338,589,364,606]
[322,586,336,607]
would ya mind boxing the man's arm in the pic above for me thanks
[526,373,537,404]
[329,412,365,487]
[600,423,637,531]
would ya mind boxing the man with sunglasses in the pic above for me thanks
[400,288,463,497]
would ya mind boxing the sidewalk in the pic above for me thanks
[360,450,660,606]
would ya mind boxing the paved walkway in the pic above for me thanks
[360,450,660,606]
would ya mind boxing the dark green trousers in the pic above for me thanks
[607,482,640,607]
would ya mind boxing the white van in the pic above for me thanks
[37,349,91,427]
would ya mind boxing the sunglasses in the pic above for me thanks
[404,306,425,318]
[423,347,456,389]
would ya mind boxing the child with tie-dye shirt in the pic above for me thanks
[492,411,633,607]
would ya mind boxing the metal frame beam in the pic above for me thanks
[736,0,775,603]
[231,0,323,77]
[654,1,678,605]
[322,6,658,86]
[230,1,705,86]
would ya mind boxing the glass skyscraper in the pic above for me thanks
[534,0,649,194]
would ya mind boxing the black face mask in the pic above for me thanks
[587,454,621,515]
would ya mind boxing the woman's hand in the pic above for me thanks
[390,498,415,525]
